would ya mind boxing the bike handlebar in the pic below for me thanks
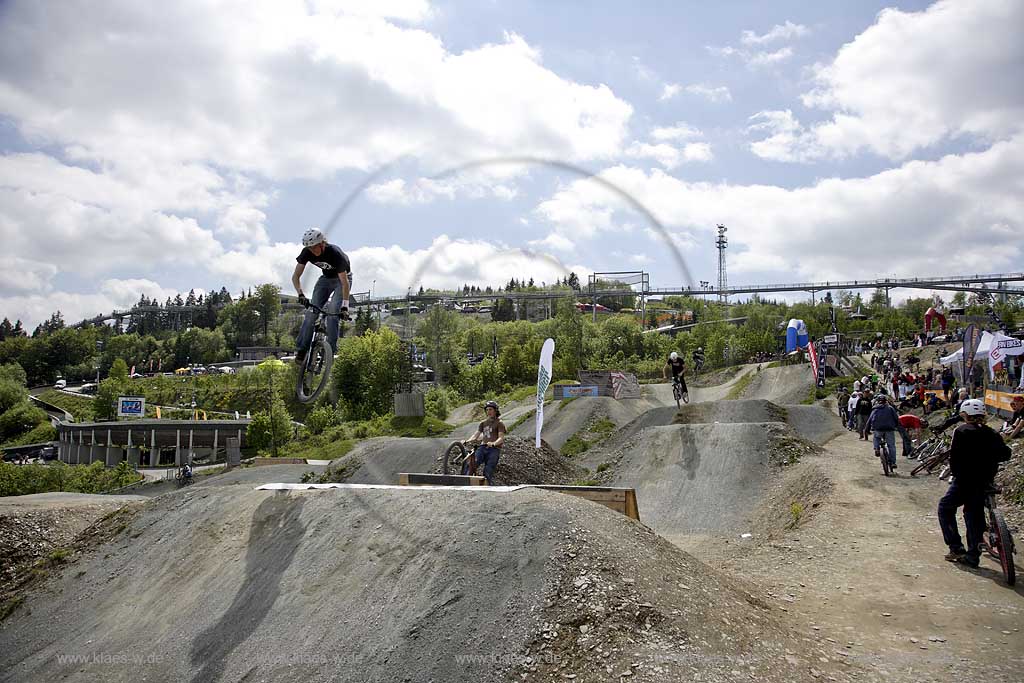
[302,301,351,321]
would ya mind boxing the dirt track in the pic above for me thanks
[2,361,1021,682]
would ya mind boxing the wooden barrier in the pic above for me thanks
[398,473,487,486]
[249,457,308,466]
[530,485,640,521]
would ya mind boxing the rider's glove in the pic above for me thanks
[298,294,310,307]
[340,299,350,321]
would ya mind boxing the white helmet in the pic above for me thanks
[302,228,326,247]
[669,352,678,360]
[959,399,985,417]
[697,347,703,352]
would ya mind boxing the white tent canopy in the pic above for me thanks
[938,331,994,366]
[987,331,1024,379]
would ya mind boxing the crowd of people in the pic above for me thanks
[837,347,1021,572]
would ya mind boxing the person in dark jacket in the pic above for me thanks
[867,396,900,470]
[855,391,874,440]
[938,399,1012,568]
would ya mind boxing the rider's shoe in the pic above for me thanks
[874,450,881,458]
[944,548,967,562]
[294,350,306,365]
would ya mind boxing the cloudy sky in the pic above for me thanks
[1,0,1022,328]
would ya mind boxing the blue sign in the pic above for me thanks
[117,396,146,418]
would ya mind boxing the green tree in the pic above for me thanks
[246,398,292,453]
[109,358,130,382]
[0,378,28,415]
[331,328,404,420]
[253,283,282,340]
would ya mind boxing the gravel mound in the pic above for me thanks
[740,364,814,404]
[432,436,587,485]
[0,486,855,683]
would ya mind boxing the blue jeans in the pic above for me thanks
[296,275,347,353]
[873,430,896,466]
[464,445,500,484]
[897,425,912,456]
[938,481,985,563]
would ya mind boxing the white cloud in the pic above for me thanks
[625,140,712,170]
[684,84,732,103]
[746,110,820,162]
[0,4,633,179]
[659,83,681,101]
[529,233,575,252]
[0,278,185,330]
[533,135,1024,282]
[651,123,703,143]
[756,0,1024,161]
[741,21,809,46]
[681,143,713,163]
[348,235,588,294]
[0,257,59,295]
[747,46,793,67]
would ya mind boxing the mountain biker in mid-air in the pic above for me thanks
[462,400,506,484]
[291,228,352,363]
[664,351,688,400]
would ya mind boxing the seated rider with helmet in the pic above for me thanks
[463,400,506,484]
[664,351,688,397]
[692,346,705,370]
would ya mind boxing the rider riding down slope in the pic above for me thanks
[664,351,688,397]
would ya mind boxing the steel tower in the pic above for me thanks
[715,224,728,304]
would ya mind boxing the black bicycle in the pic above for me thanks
[671,376,689,408]
[295,301,346,403]
[442,439,481,476]
[878,437,893,477]
[983,481,1016,586]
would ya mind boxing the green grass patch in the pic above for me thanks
[509,409,536,431]
[596,462,611,473]
[1,422,57,449]
[36,390,95,421]
[0,596,24,622]
[277,414,452,461]
[725,371,755,400]
[560,416,618,457]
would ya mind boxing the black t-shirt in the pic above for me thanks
[949,423,1011,488]
[296,244,350,280]
[668,357,685,377]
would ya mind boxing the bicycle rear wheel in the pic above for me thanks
[990,507,1016,586]
[442,441,468,475]
[880,446,891,477]
[296,338,334,404]
[672,382,681,408]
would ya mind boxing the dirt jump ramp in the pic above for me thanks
[0,486,853,683]
[602,422,783,542]
[675,399,842,446]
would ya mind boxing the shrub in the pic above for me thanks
[305,405,342,435]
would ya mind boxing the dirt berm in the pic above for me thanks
[0,486,854,683]
[674,399,842,446]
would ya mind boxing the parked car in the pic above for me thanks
[54,379,67,389]
[79,383,98,395]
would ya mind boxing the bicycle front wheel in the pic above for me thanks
[296,338,334,404]
[442,441,468,475]
[990,507,1016,586]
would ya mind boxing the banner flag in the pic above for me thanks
[808,340,820,384]
[536,338,555,448]
[961,324,982,386]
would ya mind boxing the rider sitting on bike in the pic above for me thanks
[463,400,506,484]
[692,347,705,371]
[180,462,193,480]
[938,399,1011,568]
[291,228,352,362]
[664,351,687,396]
[867,395,900,471]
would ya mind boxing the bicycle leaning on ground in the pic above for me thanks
[295,301,347,403]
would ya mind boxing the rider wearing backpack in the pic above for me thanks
[939,399,1011,568]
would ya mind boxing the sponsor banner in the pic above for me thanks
[610,371,641,399]
[984,388,1024,417]
[536,339,555,448]
[553,385,600,399]
[576,371,642,399]
[823,334,839,344]
[961,324,982,385]
[988,333,1024,379]
[117,396,146,418]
